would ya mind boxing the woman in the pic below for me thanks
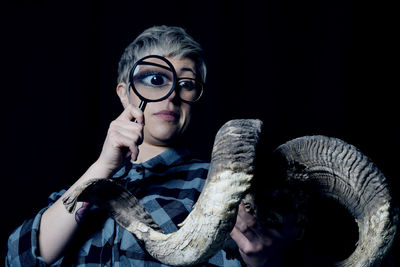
[7,25,294,267]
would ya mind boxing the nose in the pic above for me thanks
[165,87,180,103]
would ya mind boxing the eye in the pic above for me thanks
[178,79,197,91]
[146,74,165,86]
[135,72,171,88]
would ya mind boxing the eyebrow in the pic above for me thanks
[179,67,197,76]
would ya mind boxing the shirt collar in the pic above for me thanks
[112,147,191,178]
[141,147,191,169]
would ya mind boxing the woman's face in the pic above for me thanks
[120,56,198,147]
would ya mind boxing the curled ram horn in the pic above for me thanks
[63,122,398,266]
[274,135,398,267]
[63,119,263,266]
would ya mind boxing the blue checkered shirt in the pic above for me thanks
[6,148,242,266]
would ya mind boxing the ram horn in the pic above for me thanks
[274,135,398,267]
[63,119,263,266]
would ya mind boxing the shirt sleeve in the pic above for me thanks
[6,189,67,267]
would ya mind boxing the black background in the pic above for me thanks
[1,0,398,265]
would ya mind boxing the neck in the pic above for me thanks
[133,142,170,164]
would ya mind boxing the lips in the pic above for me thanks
[153,110,179,121]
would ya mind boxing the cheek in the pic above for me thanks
[180,106,192,129]
[128,90,142,107]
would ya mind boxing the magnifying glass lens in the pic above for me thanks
[132,57,175,101]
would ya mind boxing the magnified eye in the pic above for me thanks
[135,72,171,88]
[147,74,165,86]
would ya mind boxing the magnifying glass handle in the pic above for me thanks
[133,100,147,123]
[118,100,147,166]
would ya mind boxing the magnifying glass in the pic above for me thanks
[128,55,204,122]
[128,55,178,122]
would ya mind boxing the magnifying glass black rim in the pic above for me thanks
[129,55,178,103]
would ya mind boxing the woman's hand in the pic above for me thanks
[230,202,299,267]
[39,104,144,264]
[96,104,144,171]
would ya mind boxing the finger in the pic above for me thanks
[237,203,280,243]
[230,226,251,251]
[129,144,139,162]
[108,131,138,150]
[238,202,257,228]
[234,205,259,243]
[108,132,139,161]
[234,205,248,232]
[117,104,144,124]
[233,219,259,243]
[110,121,143,143]
[109,118,144,144]
[109,126,142,152]
[230,227,266,255]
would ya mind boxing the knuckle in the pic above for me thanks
[237,224,248,233]
[129,144,138,152]
[108,128,120,138]
[109,120,119,129]
[253,243,264,253]
[235,221,247,232]
[136,122,144,129]
[241,243,262,255]
[131,134,140,143]
[128,104,138,114]
[247,218,257,228]
[240,244,255,255]
[110,139,121,149]
[107,130,116,139]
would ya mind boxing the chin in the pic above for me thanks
[145,129,181,146]
[149,136,179,147]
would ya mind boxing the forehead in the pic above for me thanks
[141,55,196,76]
[166,56,196,74]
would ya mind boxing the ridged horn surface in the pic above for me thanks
[63,119,263,266]
[275,135,398,267]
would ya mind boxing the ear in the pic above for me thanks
[116,82,129,108]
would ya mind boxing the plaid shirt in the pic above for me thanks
[6,148,242,267]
